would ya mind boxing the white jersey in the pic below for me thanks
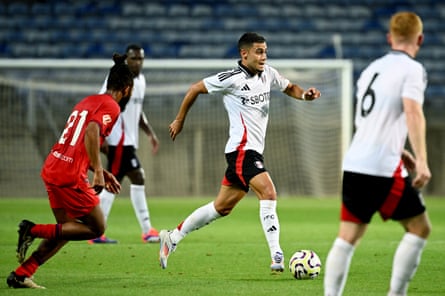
[100,73,146,148]
[203,62,290,154]
[343,51,427,177]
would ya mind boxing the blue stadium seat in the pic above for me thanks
[0,0,444,103]
[7,2,28,15]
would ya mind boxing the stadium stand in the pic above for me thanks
[0,0,444,105]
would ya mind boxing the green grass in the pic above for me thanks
[0,196,444,295]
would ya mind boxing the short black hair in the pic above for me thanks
[107,53,134,91]
[238,32,266,51]
[126,44,143,53]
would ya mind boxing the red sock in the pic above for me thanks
[15,254,42,278]
[30,224,62,240]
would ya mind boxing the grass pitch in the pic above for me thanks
[0,196,444,295]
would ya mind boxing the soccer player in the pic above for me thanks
[89,44,160,244]
[159,32,321,271]
[7,54,134,289]
[323,12,432,296]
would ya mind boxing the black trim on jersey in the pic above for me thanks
[217,68,243,82]
[238,60,263,77]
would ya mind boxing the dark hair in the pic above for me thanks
[126,44,143,53]
[106,53,134,91]
[238,32,266,51]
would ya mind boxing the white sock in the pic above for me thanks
[388,233,426,296]
[99,189,115,223]
[170,201,221,244]
[324,237,355,296]
[259,200,282,257]
[130,184,152,234]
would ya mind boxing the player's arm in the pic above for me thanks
[284,83,321,101]
[84,121,105,194]
[169,80,208,141]
[139,111,160,154]
[403,97,431,188]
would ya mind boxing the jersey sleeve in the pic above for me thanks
[203,71,234,94]
[268,66,290,92]
[90,99,120,138]
[402,63,427,104]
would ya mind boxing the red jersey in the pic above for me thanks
[41,94,120,188]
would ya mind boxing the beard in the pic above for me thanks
[118,95,131,112]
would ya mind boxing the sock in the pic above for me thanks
[388,233,426,296]
[170,201,221,244]
[130,184,152,234]
[259,200,282,257]
[324,237,355,296]
[99,189,115,223]
[30,224,61,240]
[15,252,43,278]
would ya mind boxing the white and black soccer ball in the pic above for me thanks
[289,249,322,279]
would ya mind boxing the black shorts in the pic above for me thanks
[222,150,267,192]
[107,145,141,182]
[341,171,426,223]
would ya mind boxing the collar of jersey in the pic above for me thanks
[238,60,263,77]
[390,50,414,60]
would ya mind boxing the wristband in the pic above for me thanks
[301,92,306,100]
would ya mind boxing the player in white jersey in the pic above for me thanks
[324,12,432,296]
[89,44,161,244]
[159,32,321,272]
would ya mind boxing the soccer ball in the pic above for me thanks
[289,249,322,279]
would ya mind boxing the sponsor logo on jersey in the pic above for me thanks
[102,114,112,126]
[240,92,270,105]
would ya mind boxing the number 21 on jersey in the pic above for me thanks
[58,110,88,146]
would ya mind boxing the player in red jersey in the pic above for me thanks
[7,54,134,289]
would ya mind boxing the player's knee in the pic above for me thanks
[419,221,432,238]
[128,169,145,185]
[214,205,233,216]
[91,224,106,238]
[405,214,432,239]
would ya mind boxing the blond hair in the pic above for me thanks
[389,12,423,43]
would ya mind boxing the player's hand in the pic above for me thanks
[92,168,105,194]
[303,87,321,101]
[149,134,160,155]
[412,160,431,189]
[103,169,121,194]
[169,119,184,141]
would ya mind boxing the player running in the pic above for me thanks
[7,54,134,289]
[159,32,321,272]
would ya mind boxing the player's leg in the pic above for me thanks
[90,145,120,243]
[159,185,244,269]
[324,221,367,296]
[325,172,376,296]
[8,208,72,289]
[386,176,431,296]
[171,185,243,242]
[126,156,159,243]
[89,189,118,244]
[388,213,431,296]
[249,172,284,272]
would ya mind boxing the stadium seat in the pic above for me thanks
[0,0,443,101]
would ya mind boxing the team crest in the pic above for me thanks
[254,160,264,169]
